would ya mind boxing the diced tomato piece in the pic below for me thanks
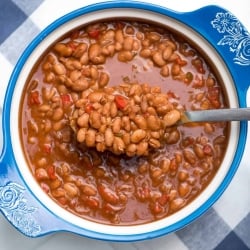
[88,29,100,39]
[175,57,187,66]
[47,165,57,180]
[158,194,169,206]
[114,95,128,109]
[85,103,94,114]
[151,201,163,215]
[43,143,52,154]
[28,91,40,106]
[67,41,78,51]
[61,94,72,105]
[203,144,213,155]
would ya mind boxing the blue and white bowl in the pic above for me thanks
[0,1,249,242]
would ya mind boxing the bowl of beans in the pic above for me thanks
[1,1,249,242]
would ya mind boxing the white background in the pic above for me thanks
[0,1,250,249]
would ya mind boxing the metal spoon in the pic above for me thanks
[180,107,250,124]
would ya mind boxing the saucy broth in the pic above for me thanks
[20,20,229,225]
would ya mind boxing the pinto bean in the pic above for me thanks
[38,104,51,112]
[204,123,214,134]
[160,158,170,173]
[136,142,148,156]
[53,63,66,75]
[122,132,131,146]
[88,91,104,103]
[113,137,125,154]
[44,72,55,83]
[171,63,181,76]
[147,115,161,130]
[64,182,79,198]
[160,65,169,77]
[178,170,189,182]
[170,198,185,211]
[115,29,124,43]
[183,149,196,165]
[73,43,88,58]
[82,184,97,196]
[85,129,96,147]
[105,128,114,147]
[71,77,89,91]
[69,70,81,82]
[139,48,151,58]
[89,111,102,129]
[110,102,118,117]
[112,117,121,133]
[152,51,166,67]
[149,138,161,148]
[54,43,72,57]
[130,129,147,143]
[98,72,110,88]
[123,36,134,51]
[89,43,106,64]
[178,182,191,197]
[52,108,64,121]
[80,52,89,65]
[98,184,119,204]
[162,46,173,60]
[163,110,181,127]
[134,115,147,130]
[126,143,137,156]
[53,120,65,131]
[77,128,87,143]
[193,144,205,158]
[77,113,89,128]
[117,50,133,62]
[35,168,49,181]
[147,32,161,42]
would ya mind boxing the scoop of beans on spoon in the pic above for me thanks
[70,82,250,157]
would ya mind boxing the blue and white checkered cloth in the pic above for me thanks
[0,1,250,249]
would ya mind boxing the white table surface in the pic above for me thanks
[0,1,250,249]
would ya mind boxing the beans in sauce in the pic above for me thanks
[20,21,228,225]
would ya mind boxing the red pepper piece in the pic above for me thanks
[114,95,128,109]
[88,29,100,39]
[28,91,40,106]
[61,94,72,105]
[47,165,57,180]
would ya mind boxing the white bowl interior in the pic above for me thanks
[10,9,239,235]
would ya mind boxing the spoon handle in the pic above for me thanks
[182,107,250,123]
